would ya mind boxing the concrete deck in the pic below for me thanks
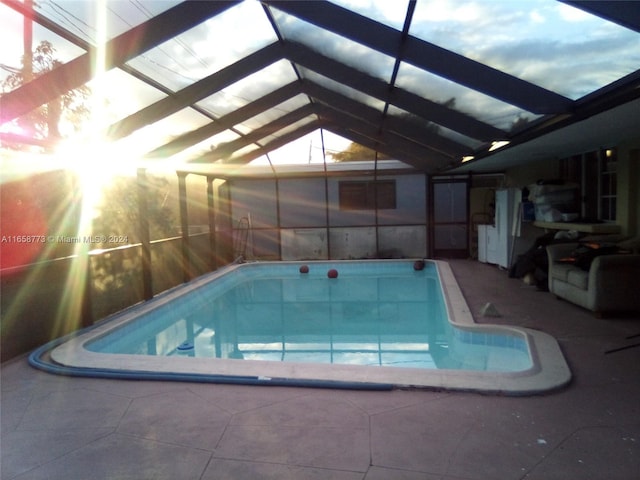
[2,259,639,479]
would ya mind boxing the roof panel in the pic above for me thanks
[269,115,318,139]
[329,0,410,30]
[32,0,181,45]
[250,129,353,166]
[2,0,638,172]
[297,67,385,111]
[395,61,541,131]
[228,143,261,162]
[410,0,640,100]
[83,69,167,129]
[268,0,572,114]
[1,1,237,123]
[235,94,310,132]
[270,5,396,82]
[0,2,87,88]
[109,106,212,159]
[195,60,298,117]
[125,1,276,91]
[385,104,483,150]
[171,130,242,164]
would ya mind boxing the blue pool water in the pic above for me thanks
[87,261,532,372]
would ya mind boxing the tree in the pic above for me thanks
[92,175,175,247]
[1,40,91,144]
[331,142,392,162]
[510,115,530,133]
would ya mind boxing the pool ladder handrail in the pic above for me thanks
[233,214,253,259]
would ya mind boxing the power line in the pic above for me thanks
[45,0,95,42]
[0,64,22,74]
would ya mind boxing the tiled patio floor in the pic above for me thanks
[2,259,639,479]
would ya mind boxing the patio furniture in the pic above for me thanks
[546,242,640,317]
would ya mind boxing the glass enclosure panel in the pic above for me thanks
[297,67,386,111]
[378,226,427,258]
[376,174,426,225]
[230,180,278,228]
[395,61,539,131]
[252,130,354,165]
[433,182,467,223]
[269,116,317,139]
[436,125,486,150]
[385,105,484,150]
[235,95,311,133]
[228,144,261,162]
[110,107,212,159]
[409,0,640,100]
[167,129,242,164]
[126,1,277,91]
[255,134,279,146]
[279,178,328,228]
[329,227,376,258]
[1,3,87,87]
[433,225,468,250]
[33,0,180,44]
[0,4,26,88]
[85,69,168,128]
[270,6,396,82]
[195,60,299,117]
[329,0,410,31]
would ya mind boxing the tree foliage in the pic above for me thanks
[330,142,392,162]
[1,40,91,142]
[510,115,530,133]
[92,175,175,247]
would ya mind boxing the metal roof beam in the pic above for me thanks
[312,105,413,153]
[320,123,436,172]
[224,121,320,165]
[107,42,284,140]
[0,1,239,123]
[322,125,409,161]
[155,75,458,166]
[301,81,468,158]
[315,105,453,169]
[561,1,640,34]
[283,42,504,141]
[145,81,302,159]
[267,0,573,114]
[198,103,317,161]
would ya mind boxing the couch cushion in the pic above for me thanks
[551,263,574,282]
[567,269,588,290]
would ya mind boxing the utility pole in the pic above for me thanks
[23,0,33,83]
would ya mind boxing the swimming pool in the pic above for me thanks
[46,260,571,394]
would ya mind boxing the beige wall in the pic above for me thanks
[491,140,640,239]
[504,157,560,188]
[617,143,640,237]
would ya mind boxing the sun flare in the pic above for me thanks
[54,139,139,227]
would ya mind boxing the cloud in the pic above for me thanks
[412,0,485,23]
[331,0,408,30]
[529,10,545,24]
[557,3,592,23]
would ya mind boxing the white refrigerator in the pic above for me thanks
[478,188,520,268]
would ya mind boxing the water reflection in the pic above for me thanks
[88,264,532,372]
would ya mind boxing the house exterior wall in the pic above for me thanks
[617,142,640,238]
[226,172,427,260]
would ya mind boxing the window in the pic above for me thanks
[600,149,617,222]
[560,148,617,222]
[339,180,396,210]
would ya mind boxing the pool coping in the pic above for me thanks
[49,260,571,395]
